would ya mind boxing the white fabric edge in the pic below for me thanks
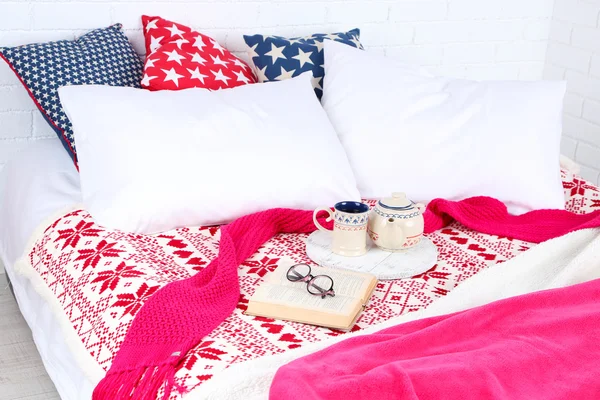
[191,227,600,400]
[560,154,581,176]
[12,204,106,384]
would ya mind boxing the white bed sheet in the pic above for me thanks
[0,138,94,400]
[0,138,82,265]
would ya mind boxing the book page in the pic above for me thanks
[254,283,356,315]
[247,264,377,329]
[272,265,374,300]
[316,268,371,298]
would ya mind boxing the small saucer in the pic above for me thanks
[305,231,438,280]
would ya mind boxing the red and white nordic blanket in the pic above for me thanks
[14,169,600,399]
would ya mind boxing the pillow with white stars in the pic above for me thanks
[0,24,143,168]
[243,29,363,100]
[141,15,257,91]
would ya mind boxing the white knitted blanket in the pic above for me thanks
[191,227,600,400]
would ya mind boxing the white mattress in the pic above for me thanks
[0,138,94,400]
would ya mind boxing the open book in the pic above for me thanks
[245,264,378,330]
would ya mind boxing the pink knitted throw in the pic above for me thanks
[423,196,600,242]
[93,198,600,399]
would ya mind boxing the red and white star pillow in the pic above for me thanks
[141,15,256,91]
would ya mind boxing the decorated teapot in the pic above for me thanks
[367,192,425,252]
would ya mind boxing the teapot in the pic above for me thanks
[367,192,425,252]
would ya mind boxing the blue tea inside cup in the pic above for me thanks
[334,201,369,214]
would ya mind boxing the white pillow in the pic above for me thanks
[58,74,360,234]
[322,40,567,214]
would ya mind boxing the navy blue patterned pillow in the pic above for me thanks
[243,29,363,99]
[0,24,143,167]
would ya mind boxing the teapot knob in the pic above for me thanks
[392,192,406,199]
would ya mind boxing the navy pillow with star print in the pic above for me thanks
[0,24,143,167]
[243,29,363,99]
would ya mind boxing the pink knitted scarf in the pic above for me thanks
[93,198,600,399]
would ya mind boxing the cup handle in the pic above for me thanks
[313,208,335,232]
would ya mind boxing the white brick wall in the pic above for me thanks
[544,0,600,185]
[0,0,556,171]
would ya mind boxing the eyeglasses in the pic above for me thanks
[287,263,335,299]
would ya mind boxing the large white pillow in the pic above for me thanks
[58,74,360,233]
[322,40,567,214]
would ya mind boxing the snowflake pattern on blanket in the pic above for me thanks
[25,169,599,398]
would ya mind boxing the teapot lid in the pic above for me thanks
[378,192,415,210]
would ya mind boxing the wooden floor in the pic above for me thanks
[0,273,60,400]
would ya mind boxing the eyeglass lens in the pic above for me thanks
[287,263,311,282]
[307,275,334,296]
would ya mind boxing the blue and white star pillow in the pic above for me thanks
[0,24,143,167]
[243,29,363,99]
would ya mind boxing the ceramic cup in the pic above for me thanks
[313,201,370,257]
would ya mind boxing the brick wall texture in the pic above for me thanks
[4,0,584,179]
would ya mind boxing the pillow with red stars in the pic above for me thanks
[141,15,256,91]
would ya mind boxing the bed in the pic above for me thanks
[1,138,599,400]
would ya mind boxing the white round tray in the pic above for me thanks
[305,231,438,280]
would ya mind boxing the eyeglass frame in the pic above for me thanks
[286,263,335,299]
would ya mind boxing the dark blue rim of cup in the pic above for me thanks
[334,201,369,214]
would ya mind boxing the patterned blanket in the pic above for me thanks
[19,169,600,398]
